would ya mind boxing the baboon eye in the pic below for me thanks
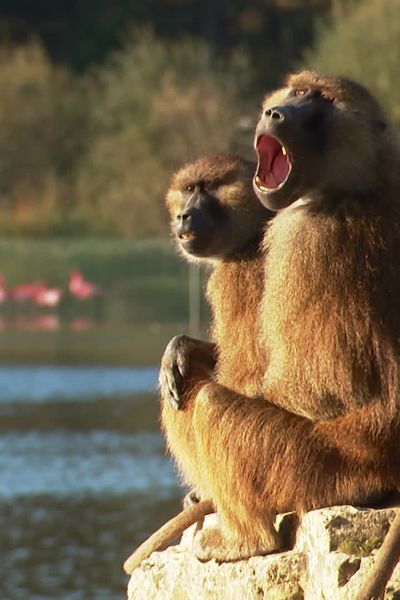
[321,92,335,103]
[185,184,195,192]
[294,88,308,97]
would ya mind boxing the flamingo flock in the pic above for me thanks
[0,271,104,307]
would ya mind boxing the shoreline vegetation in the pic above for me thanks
[1,1,399,240]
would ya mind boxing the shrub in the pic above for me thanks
[303,0,400,124]
[0,33,251,238]
[0,42,88,235]
[75,30,251,237]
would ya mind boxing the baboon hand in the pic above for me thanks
[159,335,217,410]
[159,335,195,410]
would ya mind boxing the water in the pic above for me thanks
[0,365,159,403]
[0,366,183,600]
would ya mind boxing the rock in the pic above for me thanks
[127,505,400,600]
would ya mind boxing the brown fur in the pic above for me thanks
[208,252,267,396]
[160,71,400,567]
[161,154,280,553]
[123,155,276,572]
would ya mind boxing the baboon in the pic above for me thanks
[160,154,281,549]
[159,71,400,572]
[124,155,277,574]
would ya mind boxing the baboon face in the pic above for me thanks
[166,154,270,261]
[254,71,389,211]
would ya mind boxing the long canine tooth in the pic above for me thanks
[255,175,271,192]
[282,147,287,156]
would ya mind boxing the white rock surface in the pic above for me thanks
[127,505,400,600]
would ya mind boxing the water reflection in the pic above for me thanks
[0,431,176,497]
[2,494,181,600]
[0,366,183,600]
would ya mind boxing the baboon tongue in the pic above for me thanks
[257,135,291,189]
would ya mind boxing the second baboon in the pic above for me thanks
[160,153,281,549]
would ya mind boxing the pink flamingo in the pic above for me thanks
[69,271,103,300]
[34,286,64,307]
[10,281,43,302]
[9,280,63,307]
[0,274,7,303]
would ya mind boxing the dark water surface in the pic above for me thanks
[0,366,183,600]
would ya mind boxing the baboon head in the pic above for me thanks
[253,70,396,211]
[166,154,270,262]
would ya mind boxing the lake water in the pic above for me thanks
[0,366,159,403]
[0,366,184,600]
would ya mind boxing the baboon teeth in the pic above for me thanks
[255,176,272,192]
[282,147,288,156]
[179,232,195,241]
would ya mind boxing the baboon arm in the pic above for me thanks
[161,395,206,492]
[160,336,217,494]
[192,382,393,515]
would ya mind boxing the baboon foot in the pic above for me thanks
[192,526,281,563]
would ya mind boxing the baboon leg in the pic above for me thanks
[192,382,282,560]
[190,383,392,561]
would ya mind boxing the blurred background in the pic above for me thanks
[0,0,397,598]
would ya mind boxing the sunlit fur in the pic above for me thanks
[161,154,280,554]
[166,154,268,264]
[164,154,271,396]
[161,72,400,562]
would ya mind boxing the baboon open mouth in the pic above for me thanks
[178,231,196,241]
[255,135,292,191]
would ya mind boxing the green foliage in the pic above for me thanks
[0,42,88,235]
[0,237,181,285]
[303,0,400,124]
[10,3,400,238]
[0,33,251,237]
[75,30,251,237]
[0,1,330,72]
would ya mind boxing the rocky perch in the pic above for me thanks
[127,505,400,600]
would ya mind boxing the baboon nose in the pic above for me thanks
[265,107,285,121]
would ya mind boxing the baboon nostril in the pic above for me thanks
[265,108,284,121]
